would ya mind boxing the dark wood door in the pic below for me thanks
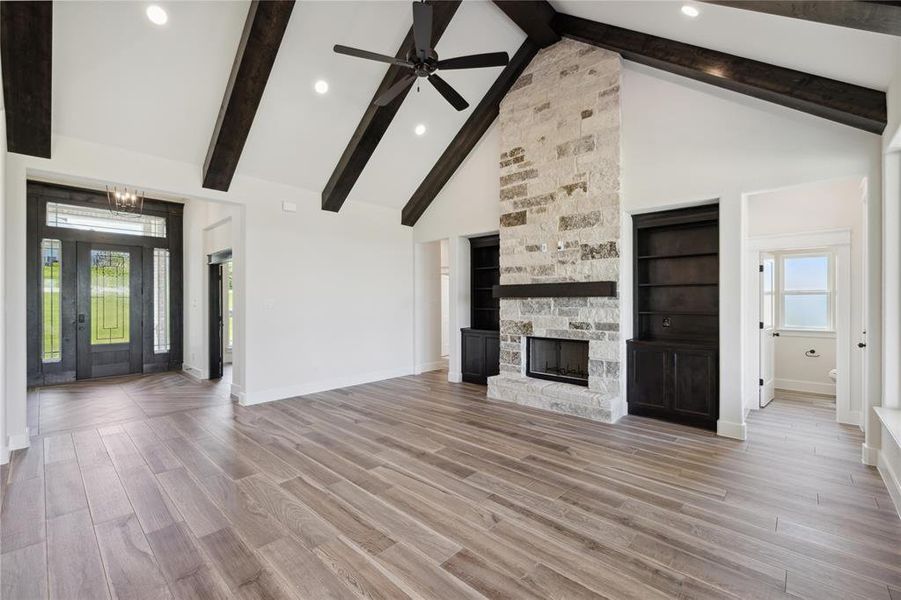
[462,329,486,383]
[671,348,717,418]
[627,342,668,409]
[209,263,224,380]
[75,242,143,379]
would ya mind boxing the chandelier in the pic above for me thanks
[106,186,144,216]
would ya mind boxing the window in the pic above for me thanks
[47,202,166,238]
[90,249,131,344]
[153,248,170,353]
[41,239,62,362]
[778,253,834,331]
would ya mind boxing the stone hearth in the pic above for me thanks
[486,38,624,423]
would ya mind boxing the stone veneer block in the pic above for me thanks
[494,38,623,423]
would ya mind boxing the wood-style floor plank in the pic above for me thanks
[2,371,898,600]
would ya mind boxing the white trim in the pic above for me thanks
[0,446,9,466]
[182,364,208,381]
[776,329,836,339]
[239,367,414,406]
[230,382,244,402]
[447,371,462,383]
[878,449,901,519]
[774,378,836,396]
[743,229,854,426]
[861,442,879,466]
[716,419,747,440]
[415,360,447,374]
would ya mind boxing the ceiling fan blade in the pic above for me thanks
[334,44,414,68]
[437,52,509,70]
[412,2,433,58]
[374,73,417,107]
[428,74,469,111]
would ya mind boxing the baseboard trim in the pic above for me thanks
[8,430,31,452]
[717,419,747,441]
[774,378,836,396]
[182,365,208,381]
[447,371,462,383]
[414,360,447,375]
[240,367,414,406]
[862,442,879,466]
[877,449,901,519]
[230,382,245,402]
[0,445,9,466]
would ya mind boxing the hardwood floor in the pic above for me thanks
[2,370,899,599]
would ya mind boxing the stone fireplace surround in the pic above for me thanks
[486,38,624,424]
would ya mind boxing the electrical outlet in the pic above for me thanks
[540,243,547,252]
[282,201,297,213]
[557,241,565,251]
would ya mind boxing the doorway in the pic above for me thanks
[26,182,184,385]
[208,249,233,381]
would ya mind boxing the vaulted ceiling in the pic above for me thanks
[3,1,898,219]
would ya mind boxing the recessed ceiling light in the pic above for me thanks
[146,5,168,25]
[414,124,427,136]
[314,80,329,94]
[681,4,700,18]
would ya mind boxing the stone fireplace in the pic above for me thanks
[486,38,624,423]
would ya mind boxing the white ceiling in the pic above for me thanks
[49,1,895,212]
[551,0,898,91]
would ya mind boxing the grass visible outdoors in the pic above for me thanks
[42,263,61,361]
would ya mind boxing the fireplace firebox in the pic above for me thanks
[526,337,589,386]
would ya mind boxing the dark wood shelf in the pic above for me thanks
[474,265,500,271]
[637,252,717,260]
[465,234,501,384]
[474,307,499,311]
[638,311,717,316]
[637,282,718,288]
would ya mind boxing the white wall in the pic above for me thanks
[0,110,7,462]
[620,64,882,439]
[414,240,443,373]
[3,135,415,448]
[747,178,866,400]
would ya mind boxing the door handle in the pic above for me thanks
[772,332,780,337]
[858,342,867,348]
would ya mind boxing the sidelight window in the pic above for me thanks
[41,239,62,362]
[153,248,170,353]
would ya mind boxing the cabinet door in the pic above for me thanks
[484,334,500,378]
[627,343,668,409]
[671,348,716,419]
[462,331,486,383]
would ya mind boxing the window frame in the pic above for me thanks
[775,250,836,334]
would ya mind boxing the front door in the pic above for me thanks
[759,253,776,407]
[76,243,143,379]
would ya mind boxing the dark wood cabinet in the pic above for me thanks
[462,234,500,385]
[627,340,718,429]
[461,328,500,385]
[628,205,719,430]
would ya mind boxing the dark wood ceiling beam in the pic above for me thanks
[202,0,295,191]
[701,1,901,37]
[322,1,461,213]
[492,0,559,47]
[553,12,886,134]
[402,39,540,226]
[1,1,53,158]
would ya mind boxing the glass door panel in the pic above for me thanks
[76,243,143,379]
[90,249,131,345]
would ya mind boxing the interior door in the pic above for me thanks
[76,243,143,379]
[209,263,224,379]
[759,253,776,407]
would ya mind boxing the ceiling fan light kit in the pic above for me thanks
[333,1,509,111]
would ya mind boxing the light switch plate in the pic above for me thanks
[282,201,297,213]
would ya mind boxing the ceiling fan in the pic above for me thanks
[333,1,509,111]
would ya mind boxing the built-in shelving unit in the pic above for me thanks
[462,234,500,385]
[628,205,720,430]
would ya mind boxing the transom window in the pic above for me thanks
[776,252,835,332]
[46,201,166,238]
